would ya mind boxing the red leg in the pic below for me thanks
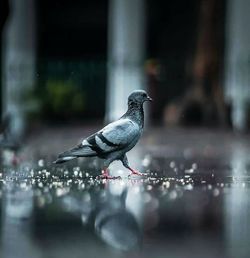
[99,168,121,179]
[128,168,145,177]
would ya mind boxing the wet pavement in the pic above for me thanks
[1,126,250,258]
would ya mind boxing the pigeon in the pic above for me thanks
[54,90,152,179]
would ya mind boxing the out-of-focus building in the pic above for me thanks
[224,0,250,131]
[2,0,36,139]
[1,0,250,135]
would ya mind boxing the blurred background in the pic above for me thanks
[0,0,249,137]
[1,1,250,258]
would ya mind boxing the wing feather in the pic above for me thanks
[84,118,139,154]
[56,118,139,163]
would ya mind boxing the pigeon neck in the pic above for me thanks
[125,101,144,128]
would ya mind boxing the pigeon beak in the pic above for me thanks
[146,96,153,102]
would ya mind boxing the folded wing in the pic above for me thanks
[56,118,139,161]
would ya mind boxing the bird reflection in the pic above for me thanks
[94,188,141,251]
[60,182,142,251]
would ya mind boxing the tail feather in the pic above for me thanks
[54,144,97,164]
[54,156,76,164]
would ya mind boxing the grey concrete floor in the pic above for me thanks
[1,126,250,258]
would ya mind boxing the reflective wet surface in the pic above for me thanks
[1,127,250,258]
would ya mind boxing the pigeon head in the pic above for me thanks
[128,90,152,106]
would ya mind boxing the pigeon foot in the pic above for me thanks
[128,168,145,177]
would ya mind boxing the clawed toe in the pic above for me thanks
[128,170,146,178]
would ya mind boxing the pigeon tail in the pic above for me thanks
[54,144,97,164]
[53,156,76,164]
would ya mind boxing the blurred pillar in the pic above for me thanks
[1,0,36,139]
[189,0,226,127]
[225,148,250,257]
[106,0,146,122]
[224,0,250,131]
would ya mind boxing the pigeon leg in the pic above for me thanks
[121,155,145,177]
[99,168,121,179]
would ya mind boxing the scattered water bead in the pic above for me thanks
[56,188,68,197]
[38,159,45,167]
[185,168,194,174]
[184,184,193,191]
[20,182,27,189]
[52,181,63,187]
[146,185,153,191]
[163,181,170,188]
[38,182,43,188]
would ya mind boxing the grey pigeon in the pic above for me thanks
[54,90,152,178]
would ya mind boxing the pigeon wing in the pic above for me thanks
[57,119,139,160]
[82,118,140,155]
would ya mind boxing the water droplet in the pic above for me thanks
[38,182,43,188]
[163,181,170,188]
[146,185,153,191]
[184,184,193,191]
[38,159,44,167]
